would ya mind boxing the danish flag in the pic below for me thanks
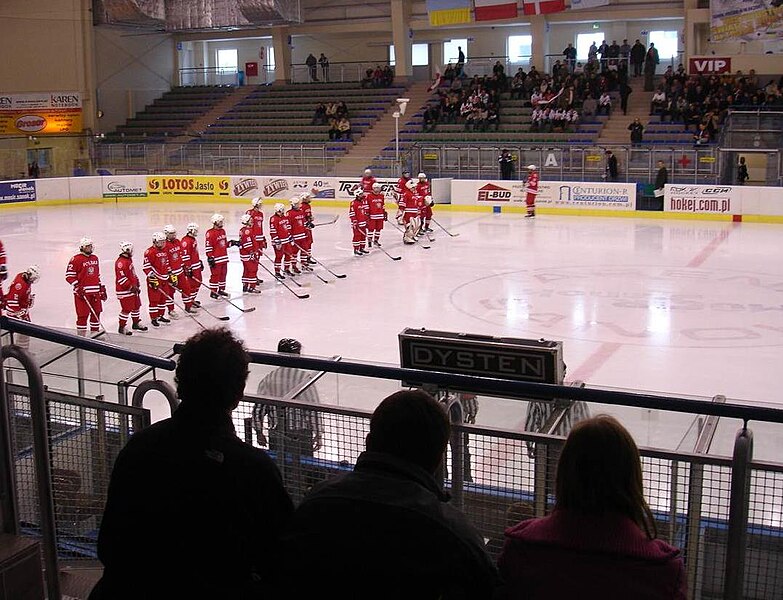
[522,0,566,14]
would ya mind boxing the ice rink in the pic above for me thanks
[2,199,782,456]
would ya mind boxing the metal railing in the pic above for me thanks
[411,144,722,184]
[178,67,242,87]
[290,61,393,84]
[3,318,783,598]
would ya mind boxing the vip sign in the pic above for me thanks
[688,57,731,75]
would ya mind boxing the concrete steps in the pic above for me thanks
[597,81,654,145]
[330,81,433,176]
[171,86,257,142]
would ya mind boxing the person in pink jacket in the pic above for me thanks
[498,415,687,599]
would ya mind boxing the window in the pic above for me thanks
[389,43,429,67]
[648,30,679,60]
[217,48,238,70]
[507,35,532,64]
[576,33,603,61]
[443,38,467,65]
[268,46,275,71]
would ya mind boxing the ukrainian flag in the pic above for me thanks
[426,0,472,26]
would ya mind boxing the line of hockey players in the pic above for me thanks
[0,191,320,336]
[351,168,434,254]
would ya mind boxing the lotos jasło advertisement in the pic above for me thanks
[147,176,231,197]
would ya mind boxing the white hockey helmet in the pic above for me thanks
[425,195,434,206]
[152,231,166,245]
[291,196,302,208]
[251,197,262,208]
[274,203,285,214]
[119,241,134,255]
[417,172,427,179]
[300,190,313,201]
[527,164,538,170]
[211,213,224,226]
[25,264,40,283]
[372,182,382,193]
[406,180,417,191]
[163,224,176,236]
[240,213,252,226]
[363,168,372,176]
[79,237,93,251]
[186,222,199,235]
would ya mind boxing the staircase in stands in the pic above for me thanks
[171,86,258,143]
[330,81,433,177]
[596,77,654,145]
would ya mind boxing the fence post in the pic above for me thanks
[724,426,753,600]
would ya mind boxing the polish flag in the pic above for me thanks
[474,0,518,21]
[522,0,566,14]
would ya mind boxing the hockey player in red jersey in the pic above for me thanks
[180,222,203,308]
[162,224,190,317]
[65,238,107,334]
[5,265,39,322]
[396,169,411,199]
[349,191,369,256]
[238,214,261,293]
[0,238,7,285]
[524,164,539,218]
[246,197,267,252]
[360,168,376,194]
[421,195,434,233]
[415,172,431,198]
[287,196,309,271]
[299,191,317,266]
[269,203,295,279]
[205,213,229,298]
[143,232,172,327]
[115,242,148,335]
[366,182,387,247]
[397,180,421,244]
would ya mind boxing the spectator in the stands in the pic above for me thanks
[619,79,632,115]
[325,101,337,118]
[456,46,466,78]
[510,68,526,99]
[305,53,318,82]
[607,40,621,70]
[311,103,327,125]
[336,116,352,140]
[693,122,710,146]
[361,68,374,88]
[372,65,383,88]
[631,39,645,77]
[486,103,500,132]
[499,149,515,180]
[650,88,667,116]
[492,61,507,90]
[581,94,597,117]
[619,39,631,68]
[327,117,339,140]
[628,118,644,144]
[563,43,577,73]
[598,40,609,70]
[335,101,348,119]
[605,150,619,181]
[382,65,394,87]
[422,104,438,132]
[318,53,329,82]
[498,415,687,599]
[597,91,612,115]
[644,43,659,91]
[588,42,599,68]
[280,389,499,598]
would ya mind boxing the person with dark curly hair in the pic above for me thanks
[90,328,293,600]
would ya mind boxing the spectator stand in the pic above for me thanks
[290,61,394,84]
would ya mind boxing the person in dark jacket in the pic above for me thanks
[90,328,294,600]
[655,159,668,194]
[737,156,749,184]
[605,150,619,181]
[628,117,644,144]
[281,389,499,599]
[630,39,646,77]
[499,415,687,599]
[499,148,515,180]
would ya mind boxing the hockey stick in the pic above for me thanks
[261,251,305,287]
[158,287,208,329]
[431,217,460,237]
[313,214,340,227]
[292,242,346,278]
[255,254,310,299]
[165,282,229,321]
[80,293,106,334]
[284,245,333,283]
[191,274,257,313]
[374,242,402,261]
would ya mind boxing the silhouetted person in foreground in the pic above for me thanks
[281,389,499,599]
[499,415,687,599]
[90,328,293,600]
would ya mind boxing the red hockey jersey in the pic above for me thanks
[245,207,266,245]
[269,213,292,245]
[143,246,170,282]
[164,238,184,275]
[349,198,368,226]
[115,255,141,298]
[526,171,540,194]
[287,206,308,242]
[239,226,259,261]
[366,192,386,220]
[180,235,201,271]
[205,227,229,264]
[5,273,32,318]
[360,175,376,193]
[66,253,102,295]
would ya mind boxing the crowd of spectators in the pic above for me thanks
[90,326,688,599]
[311,101,353,140]
[646,68,783,146]
[361,65,395,88]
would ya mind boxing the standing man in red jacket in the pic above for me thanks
[5,265,39,322]
[115,242,148,335]
[349,191,369,256]
[163,224,192,315]
[269,203,295,279]
[287,196,310,272]
[299,191,317,266]
[205,214,229,299]
[366,183,387,247]
[143,232,172,327]
[66,237,106,334]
